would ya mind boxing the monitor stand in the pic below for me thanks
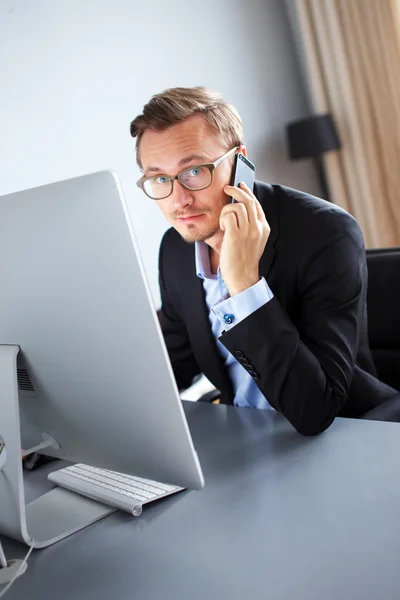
[0,345,116,554]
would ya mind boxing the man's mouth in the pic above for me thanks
[176,214,204,223]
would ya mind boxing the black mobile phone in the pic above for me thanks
[230,153,256,202]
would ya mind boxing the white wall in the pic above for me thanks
[0,0,320,307]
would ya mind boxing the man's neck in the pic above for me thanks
[203,230,223,275]
[209,247,220,275]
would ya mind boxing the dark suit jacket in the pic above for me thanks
[159,183,398,435]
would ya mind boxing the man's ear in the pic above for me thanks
[238,144,247,157]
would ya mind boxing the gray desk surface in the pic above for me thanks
[2,403,400,600]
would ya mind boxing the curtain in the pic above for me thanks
[293,0,400,248]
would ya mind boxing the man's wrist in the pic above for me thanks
[228,275,260,297]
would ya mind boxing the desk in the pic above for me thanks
[2,403,400,599]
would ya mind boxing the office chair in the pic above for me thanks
[366,248,400,392]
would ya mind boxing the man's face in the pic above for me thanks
[139,114,238,245]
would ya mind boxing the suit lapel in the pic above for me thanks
[183,245,234,403]
[255,182,280,279]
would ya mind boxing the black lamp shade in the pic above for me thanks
[286,114,341,160]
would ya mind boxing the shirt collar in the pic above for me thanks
[195,241,217,280]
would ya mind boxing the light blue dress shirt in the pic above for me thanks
[195,241,276,410]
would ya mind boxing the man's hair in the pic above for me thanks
[130,86,244,169]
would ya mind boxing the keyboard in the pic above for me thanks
[48,463,183,516]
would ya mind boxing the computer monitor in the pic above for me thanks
[0,171,204,548]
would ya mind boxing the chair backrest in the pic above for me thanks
[366,248,400,392]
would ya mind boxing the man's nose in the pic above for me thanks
[170,180,194,209]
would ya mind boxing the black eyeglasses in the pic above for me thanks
[137,147,238,200]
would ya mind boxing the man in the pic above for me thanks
[130,86,400,435]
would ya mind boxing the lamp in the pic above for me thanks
[286,114,341,203]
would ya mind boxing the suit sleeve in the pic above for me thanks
[158,234,201,391]
[219,212,366,435]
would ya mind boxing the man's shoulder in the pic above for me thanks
[160,226,188,256]
[161,225,182,247]
[255,180,350,221]
[159,227,194,272]
[255,181,363,245]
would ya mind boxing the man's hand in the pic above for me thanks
[219,182,270,297]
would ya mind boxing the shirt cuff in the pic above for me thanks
[211,277,274,330]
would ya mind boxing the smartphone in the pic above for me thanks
[230,153,256,202]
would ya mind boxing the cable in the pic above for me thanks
[0,543,6,569]
[0,539,35,599]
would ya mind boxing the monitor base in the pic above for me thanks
[0,559,27,585]
[0,345,116,549]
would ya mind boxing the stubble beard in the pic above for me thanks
[179,223,221,244]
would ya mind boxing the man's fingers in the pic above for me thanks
[220,203,248,231]
[224,183,259,224]
[239,183,258,224]
[241,183,265,221]
[220,211,238,232]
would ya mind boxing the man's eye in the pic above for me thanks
[188,167,201,177]
[154,176,169,185]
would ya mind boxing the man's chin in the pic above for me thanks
[179,226,220,244]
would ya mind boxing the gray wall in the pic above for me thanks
[0,0,319,306]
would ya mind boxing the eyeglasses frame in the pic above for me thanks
[136,146,239,200]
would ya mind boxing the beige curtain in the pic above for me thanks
[293,0,400,248]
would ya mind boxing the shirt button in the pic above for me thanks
[223,313,235,324]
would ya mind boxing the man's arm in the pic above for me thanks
[219,213,366,435]
[158,234,201,391]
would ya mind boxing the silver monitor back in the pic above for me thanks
[0,170,204,491]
